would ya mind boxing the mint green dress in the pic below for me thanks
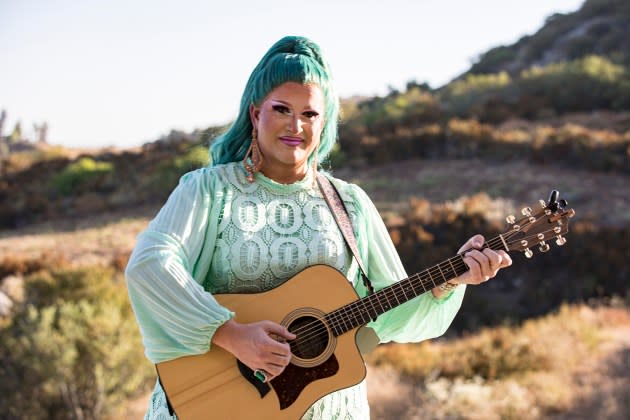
[125,162,466,419]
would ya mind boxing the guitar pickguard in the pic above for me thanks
[270,354,339,410]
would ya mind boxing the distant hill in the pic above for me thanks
[466,0,630,76]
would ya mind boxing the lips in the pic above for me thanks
[279,136,303,147]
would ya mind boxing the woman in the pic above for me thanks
[125,36,511,419]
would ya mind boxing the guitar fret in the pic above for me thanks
[398,282,409,302]
[339,307,350,332]
[426,269,437,288]
[391,286,401,306]
[408,277,418,296]
[327,314,340,336]
[447,258,458,279]
[367,296,378,320]
[437,264,447,283]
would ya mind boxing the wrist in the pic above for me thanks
[212,319,240,352]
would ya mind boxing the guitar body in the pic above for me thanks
[156,265,367,420]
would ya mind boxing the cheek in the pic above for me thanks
[310,121,324,141]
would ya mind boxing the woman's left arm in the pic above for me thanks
[347,184,467,344]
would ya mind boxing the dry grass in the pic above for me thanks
[366,304,630,419]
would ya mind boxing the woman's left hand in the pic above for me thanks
[454,234,512,285]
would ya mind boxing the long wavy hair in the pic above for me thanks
[209,36,339,167]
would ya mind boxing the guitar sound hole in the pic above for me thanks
[288,316,329,360]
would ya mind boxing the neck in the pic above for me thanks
[259,163,309,184]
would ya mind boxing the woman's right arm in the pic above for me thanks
[125,169,234,364]
[126,168,295,378]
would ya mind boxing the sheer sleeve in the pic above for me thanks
[125,169,233,363]
[344,183,466,344]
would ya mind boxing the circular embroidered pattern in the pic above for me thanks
[267,199,303,235]
[303,200,334,230]
[231,236,268,281]
[232,195,266,232]
[270,237,308,279]
[309,231,346,268]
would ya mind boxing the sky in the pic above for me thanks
[1,0,585,149]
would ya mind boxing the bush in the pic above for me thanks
[51,157,113,196]
[152,145,209,189]
[0,265,153,419]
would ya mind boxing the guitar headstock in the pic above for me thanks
[502,190,575,258]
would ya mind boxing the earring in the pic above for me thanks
[243,128,263,182]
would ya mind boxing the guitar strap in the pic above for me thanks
[316,173,375,297]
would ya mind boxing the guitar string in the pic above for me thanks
[288,209,558,345]
[288,230,553,356]
[288,224,561,352]
[287,224,538,348]
[287,232,514,347]
[288,233,508,339]
[287,238,499,353]
[288,235,509,350]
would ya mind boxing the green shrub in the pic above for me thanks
[51,157,113,196]
[153,145,209,189]
[0,266,153,419]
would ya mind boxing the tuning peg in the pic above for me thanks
[556,236,566,246]
[547,190,560,212]
[538,241,550,252]
[524,248,533,258]
[506,215,516,224]
[554,226,562,234]
[522,207,532,216]
[520,240,528,247]
[539,199,547,208]
[537,233,545,240]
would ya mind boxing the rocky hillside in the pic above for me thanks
[467,0,630,75]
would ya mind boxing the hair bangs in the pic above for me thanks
[250,53,328,106]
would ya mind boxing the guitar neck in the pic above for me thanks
[325,234,508,336]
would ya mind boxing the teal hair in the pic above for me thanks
[210,36,339,167]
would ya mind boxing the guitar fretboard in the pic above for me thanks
[324,235,506,336]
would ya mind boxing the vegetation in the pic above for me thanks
[51,157,114,196]
[368,304,630,419]
[0,256,153,419]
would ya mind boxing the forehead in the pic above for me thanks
[263,82,324,108]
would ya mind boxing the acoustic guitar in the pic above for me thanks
[156,191,575,419]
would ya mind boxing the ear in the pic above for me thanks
[249,104,260,126]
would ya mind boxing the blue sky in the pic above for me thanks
[1,0,584,149]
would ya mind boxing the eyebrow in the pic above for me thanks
[269,99,322,111]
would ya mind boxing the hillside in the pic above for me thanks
[467,0,630,75]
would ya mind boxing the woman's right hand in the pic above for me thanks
[212,319,296,381]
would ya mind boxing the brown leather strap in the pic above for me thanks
[317,173,375,296]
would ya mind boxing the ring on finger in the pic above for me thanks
[254,369,268,383]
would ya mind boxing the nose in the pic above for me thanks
[288,115,303,134]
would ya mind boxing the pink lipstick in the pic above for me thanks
[279,136,303,147]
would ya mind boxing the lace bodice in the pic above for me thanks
[204,163,358,294]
